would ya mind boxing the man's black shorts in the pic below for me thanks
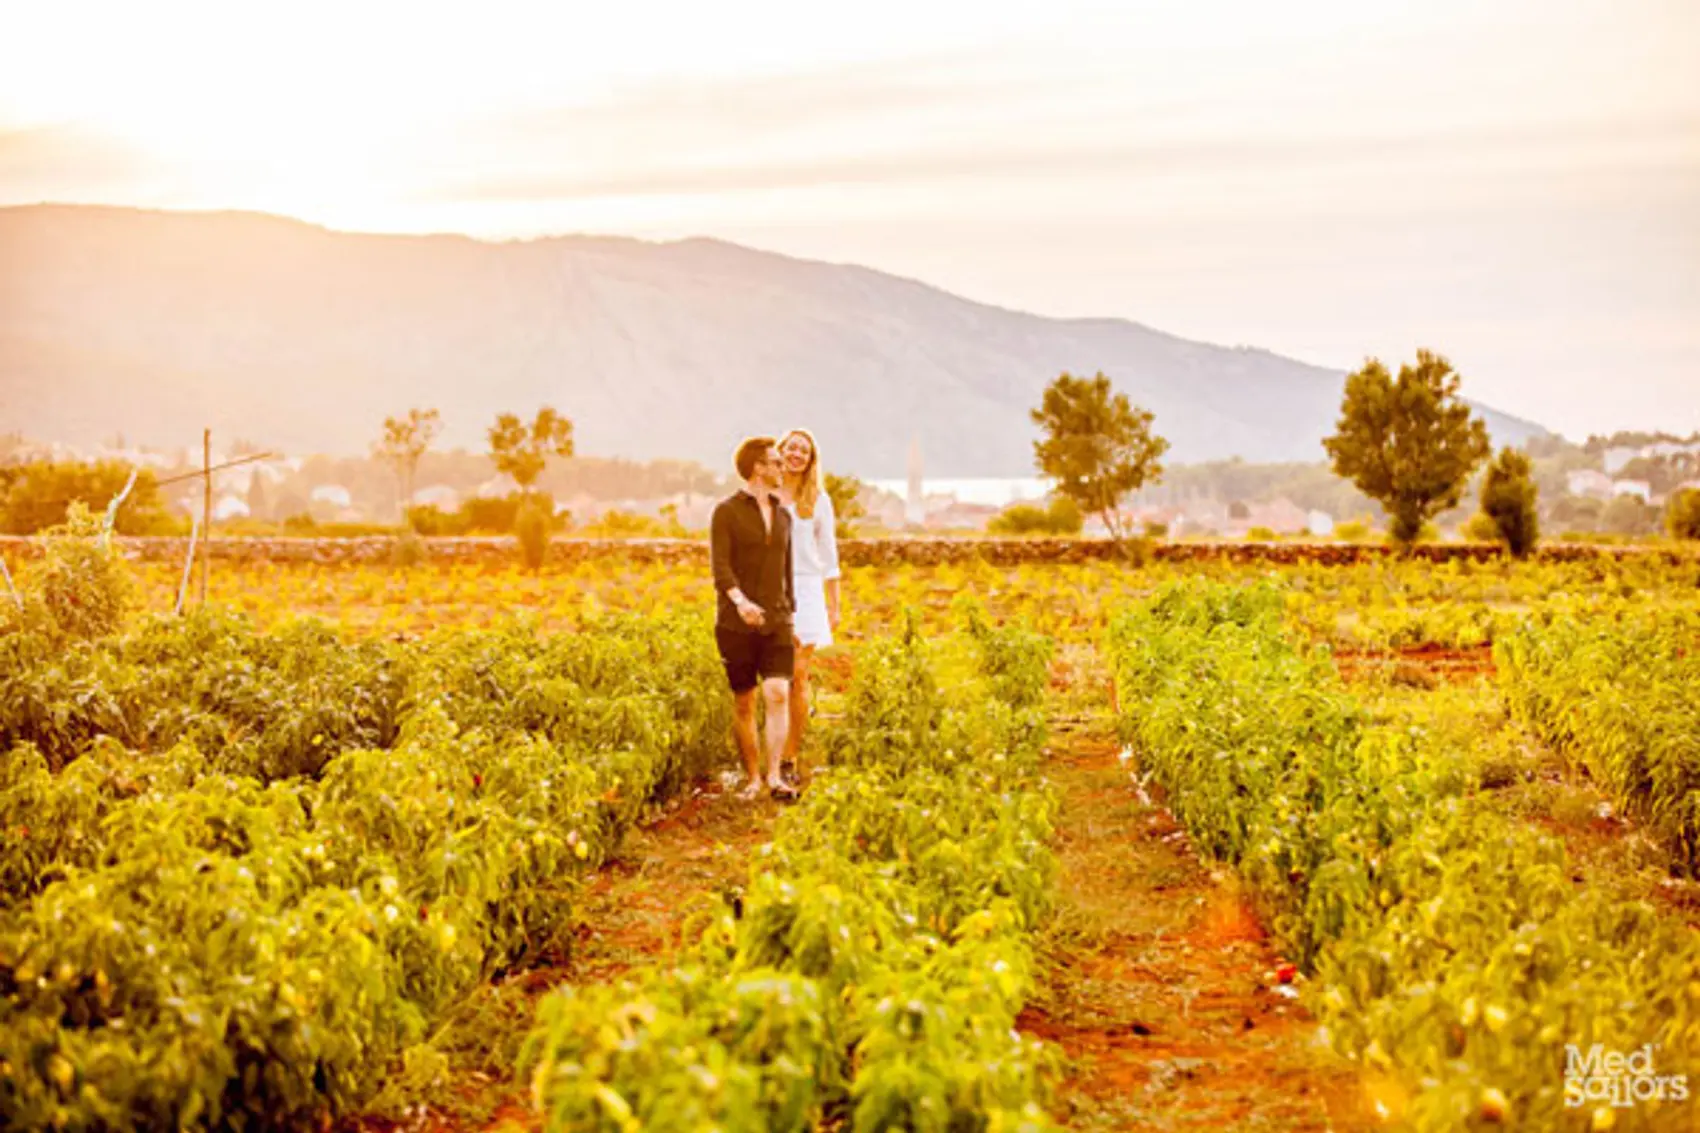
[715,627,794,693]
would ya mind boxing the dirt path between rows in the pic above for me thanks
[353,779,781,1133]
[1020,715,1373,1131]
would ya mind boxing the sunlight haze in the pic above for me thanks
[3,0,1696,440]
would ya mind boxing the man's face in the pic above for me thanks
[754,447,783,488]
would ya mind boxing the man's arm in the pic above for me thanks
[783,511,796,614]
[710,503,738,598]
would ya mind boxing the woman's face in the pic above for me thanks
[780,434,814,476]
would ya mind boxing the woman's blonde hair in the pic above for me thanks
[779,428,822,518]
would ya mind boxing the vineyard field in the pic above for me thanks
[3,535,1699,1130]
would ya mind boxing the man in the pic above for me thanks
[710,436,798,801]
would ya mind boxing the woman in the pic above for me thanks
[775,427,841,786]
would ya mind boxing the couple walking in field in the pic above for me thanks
[709,429,842,801]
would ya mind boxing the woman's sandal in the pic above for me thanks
[768,779,799,802]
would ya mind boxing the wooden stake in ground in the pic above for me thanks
[199,429,211,606]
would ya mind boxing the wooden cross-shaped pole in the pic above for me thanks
[199,429,211,606]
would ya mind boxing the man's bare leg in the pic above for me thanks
[762,677,791,788]
[732,687,763,797]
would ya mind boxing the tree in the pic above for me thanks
[1031,372,1169,546]
[1479,447,1539,557]
[824,472,868,539]
[1666,488,1700,540]
[374,408,442,521]
[489,408,574,496]
[246,471,271,522]
[1322,350,1491,548]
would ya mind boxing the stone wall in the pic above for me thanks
[0,535,1687,568]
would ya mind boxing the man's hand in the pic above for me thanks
[736,597,765,628]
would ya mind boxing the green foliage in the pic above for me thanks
[4,503,134,642]
[1460,512,1499,543]
[1029,372,1169,545]
[488,407,575,493]
[523,608,1059,1132]
[1322,350,1491,547]
[514,499,553,570]
[0,460,174,536]
[1666,487,1700,540]
[0,608,730,1129]
[389,529,428,568]
[1479,447,1539,557]
[986,496,1081,536]
[1599,494,1659,538]
[1498,604,1700,872]
[1106,580,1700,1132]
[823,472,867,539]
[1245,525,1277,541]
[1333,519,1373,542]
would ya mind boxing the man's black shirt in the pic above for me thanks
[710,490,794,634]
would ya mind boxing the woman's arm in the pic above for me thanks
[820,492,842,628]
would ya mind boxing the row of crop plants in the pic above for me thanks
[0,608,729,1130]
[1106,579,1700,1131]
[522,601,1062,1132]
[1496,602,1700,875]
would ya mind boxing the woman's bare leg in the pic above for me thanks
[784,645,814,775]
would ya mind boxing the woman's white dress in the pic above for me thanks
[785,491,840,648]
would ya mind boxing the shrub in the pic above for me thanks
[986,496,1081,536]
[1461,512,1499,543]
[390,529,428,568]
[460,493,529,534]
[7,503,133,641]
[1666,487,1700,540]
[515,499,552,570]
[1334,519,1372,542]
[1479,447,1539,557]
[405,504,469,536]
[1142,520,1169,539]
[1245,525,1278,541]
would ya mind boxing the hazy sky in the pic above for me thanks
[3,0,1697,440]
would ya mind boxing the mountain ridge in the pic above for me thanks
[0,203,1550,476]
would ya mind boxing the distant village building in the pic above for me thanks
[475,474,521,499]
[1602,447,1639,475]
[410,484,462,511]
[310,484,353,509]
[1612,480,1652,503]
[1566,470,1615,500]
[1306,510,1335,537]
[904,437,925,527]
[212,494,250,521]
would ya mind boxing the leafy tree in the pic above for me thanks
[1666,488,1700,540]
[1322,350,1491,547]
[1480,447,1540,558]
[1030,372,1169,546]
[374,408,442,520]
[824,472,869,539]
[489,408,575,496]
[245,471,270,521]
